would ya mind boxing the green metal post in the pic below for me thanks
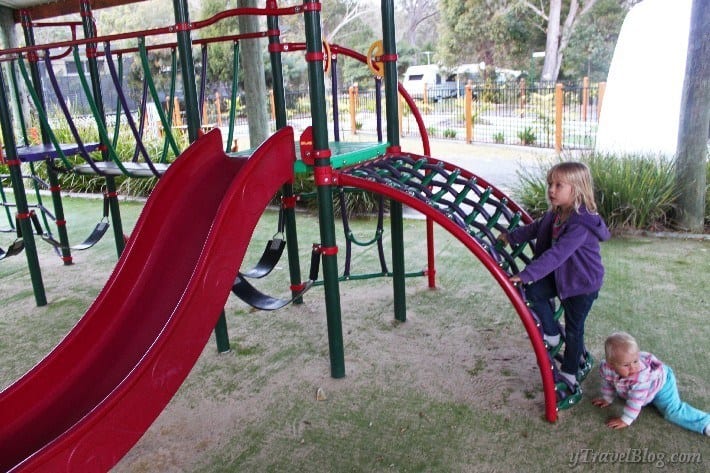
[381,1,399,149]
[20,12,74,265]
[214,310,231,353]
[172,0,201,143]
[171,0,227,350]
[0,70,46,306]
[267,4,303,303]
[304,0,345,378]
[79,1,125,257]
[381,0,407,321]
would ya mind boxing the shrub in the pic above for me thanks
[587,153,677,229]
[517,127,536,145]
[493,132,505,144]
[513,153,680,230]
[443,128,457,139]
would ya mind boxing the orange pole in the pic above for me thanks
[348,84,357,134]
[172,97,182,127]
[215,92,222,127]
[269,90,275,121]
[519,78,526,117]
[597,82,606,119]
[201,99,208,125]
[555,83,563,154]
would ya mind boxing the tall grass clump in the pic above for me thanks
[514,153,679,230]
[587,153,677,229]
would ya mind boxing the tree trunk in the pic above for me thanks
[675,0,709,232]
[0,8,29,139]
[541,0,562,82]
[238,0,269,148]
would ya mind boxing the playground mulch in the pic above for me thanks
[1,142,708,472]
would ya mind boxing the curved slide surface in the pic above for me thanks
[0,127,296,472]
[337,155,557,422]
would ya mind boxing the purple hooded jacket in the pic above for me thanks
[506,206,611,300]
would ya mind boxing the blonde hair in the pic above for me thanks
[604,332,640,364]
[546,161,598,213]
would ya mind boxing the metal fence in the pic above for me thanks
[32,59,602,151]
[282,79,603,150]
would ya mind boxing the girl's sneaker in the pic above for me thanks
[577,352,595,382]
[544,339,564,358]
[556,382,583,410]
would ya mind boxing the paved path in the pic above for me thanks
[398,136,557,194]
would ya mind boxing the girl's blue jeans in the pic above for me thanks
[652,366,710,434]
[524,275,598,376]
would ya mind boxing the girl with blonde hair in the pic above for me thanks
[498,161,611,409]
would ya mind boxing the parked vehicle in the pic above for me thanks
[401,65,456,101]
[449,64,523,98]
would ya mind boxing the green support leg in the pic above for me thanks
[390,201,406,322]
[9,163,47,307]
[213,311,231,353]
[267,9,303,304]
[283,186,304,304]
[46,166,73,264]
[381,1,407,322]
[0,70,46,306]
[80,3,126,258]
[105,179,125,258]
[304,0,345,378]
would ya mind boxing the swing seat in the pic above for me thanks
[41,221,109,251]
[0,239,24,260]
[73,161,170,177]
[231,274,313,311]
[240,238,286,279]
[71,221,110,250]
[15,143,101,163]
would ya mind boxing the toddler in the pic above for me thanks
[592,331,710,435]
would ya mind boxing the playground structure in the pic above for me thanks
[0,1,584,470]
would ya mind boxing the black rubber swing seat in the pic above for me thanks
[231,274,313,311]
[0,239,24,261]
[41,221,110,251]
[240,238,286,279]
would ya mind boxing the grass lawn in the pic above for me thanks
[1,193,708,472]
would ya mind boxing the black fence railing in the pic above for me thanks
[32,55,601,151]
[278,79,602,150]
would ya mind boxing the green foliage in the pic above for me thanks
[290,176,383,218]
[562,0,627,81]
[493,132,505,144]
[589,154,679,229]
[437,0,544,69]
[28,113,188,198]
[443,128,457,139]
[516,127,536,146]
[513,153,692,230]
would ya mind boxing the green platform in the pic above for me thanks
[230,141,389,174]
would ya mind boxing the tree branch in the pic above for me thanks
[520,0,548,22]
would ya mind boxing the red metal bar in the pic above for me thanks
[337,163,556,423]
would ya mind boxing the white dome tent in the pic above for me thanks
[595,0,693,156]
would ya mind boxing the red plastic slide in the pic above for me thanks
[0,127,295,472]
